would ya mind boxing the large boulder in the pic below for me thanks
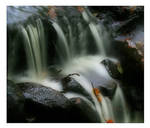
[16,82,74,122]
[8,81,101,123]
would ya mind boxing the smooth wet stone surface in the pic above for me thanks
[101,59,122,80]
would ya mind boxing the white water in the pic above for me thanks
[68,74,106,122]
[82,10,106,56]
[112,85,130,122]
[21,19,47,78]
[52,21,71,62]
[61,55,127,122]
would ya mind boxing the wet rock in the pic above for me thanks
[97,83,117,99]
[101,59,123,80]
[8,81,101,123]
[61,75,93,103]
[7,80,26,122]
[70,97,100,122]
[17,82,76,122]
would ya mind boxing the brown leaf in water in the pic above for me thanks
[106,119,114,123]
[97,96,102,102]
[93,88,100,96]
[93,88,102,102]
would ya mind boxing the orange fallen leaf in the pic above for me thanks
[93,88,102,102]
[97,96,102,102]
[124,37,132,41]
[93,88,100,96]
[106,119,114,123]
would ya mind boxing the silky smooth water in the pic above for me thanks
[8,6,137,123]
[21,19,47,78]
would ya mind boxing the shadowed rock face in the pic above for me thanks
[16,82,73,122]
[7,82,99,123]
[17,82,71,109]
[7,80,26,123]
[70,97,100,122]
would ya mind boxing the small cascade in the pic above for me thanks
[69,74,105,122]
[51,21,71,62]
[21,19,47,78]
[81,9,106,56]
[88,23,106,55]
[48,7,109,63]
[62,55,127,122]
[112,85,130,122]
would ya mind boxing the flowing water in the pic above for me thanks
[7,6,136,123]
[20,19,47,78]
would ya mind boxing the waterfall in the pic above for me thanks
[51,21,71,62]
[62,55,127,122]
[81,9,106,56]
[8,6,135,123]
[112,85,130,122]
[21,19,47,78]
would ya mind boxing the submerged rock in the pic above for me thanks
[61,75,93,103]
[7,80,26,123]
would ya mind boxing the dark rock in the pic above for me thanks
[17,82,75,122]
[112,40,144,111]
[97,83,117,99]
[123,85,144,111]
[7,80,26,123]
[70,97,100,122]
[8,81,100,123]
[61,75,94,103]
[101,59,122,80]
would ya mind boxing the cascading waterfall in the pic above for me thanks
[8,6,133,123]
[112,85,130,122]
[81,8,106,56]
[47,7,129,122]
[51,21,71,62]
[62,55,122,122]
[21,19,47,78]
